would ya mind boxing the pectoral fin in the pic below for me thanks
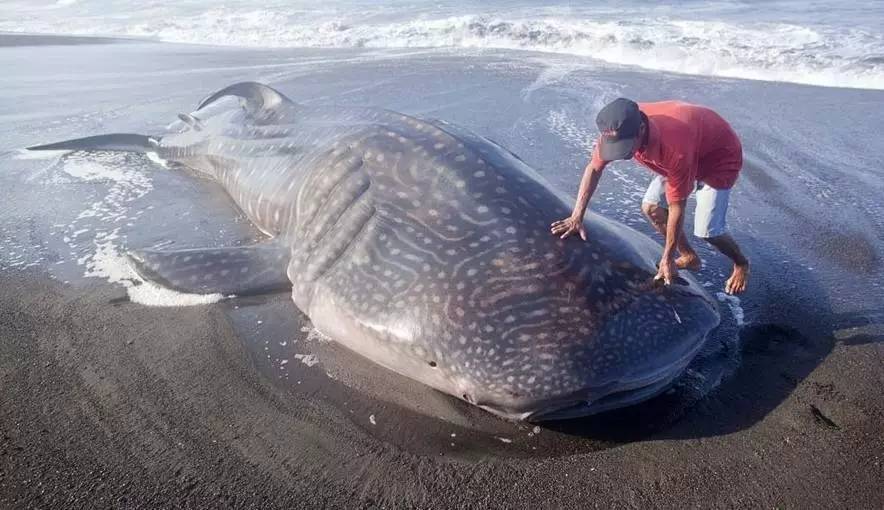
[128,243,291,296]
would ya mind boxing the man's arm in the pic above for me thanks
[550,150,607,240]
[663,199,686,258]
[573,159,605,217]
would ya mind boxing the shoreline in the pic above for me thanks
[0,31,881,93]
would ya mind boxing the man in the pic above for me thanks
[550,98,749,295]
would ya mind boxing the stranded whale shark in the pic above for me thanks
[29,82,720,421]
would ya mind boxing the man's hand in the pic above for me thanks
[550,216,587,240]
[655,254,679,285]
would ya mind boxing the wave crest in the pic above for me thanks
[4,6,883,90]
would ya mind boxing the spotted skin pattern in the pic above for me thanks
[124,83,722,420]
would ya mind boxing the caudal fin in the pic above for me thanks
[27,133,159,152]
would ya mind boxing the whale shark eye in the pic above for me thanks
[428,361,437,368]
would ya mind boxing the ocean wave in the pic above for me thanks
[3,4,883,90]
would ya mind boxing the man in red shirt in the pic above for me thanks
[550,98,750,295]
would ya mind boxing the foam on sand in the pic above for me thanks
[716,292,745,326]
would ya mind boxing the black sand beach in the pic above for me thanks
[1,34,882,508]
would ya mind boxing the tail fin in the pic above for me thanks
[27,133,159,152]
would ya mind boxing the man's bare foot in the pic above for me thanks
[675,254,702,271]
[725,262,750,294]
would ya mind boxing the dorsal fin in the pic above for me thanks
[196,82,294,117]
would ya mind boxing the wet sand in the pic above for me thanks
[1,34,882,508]
[2,270,881,508]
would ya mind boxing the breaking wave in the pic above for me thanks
[2,1,883,90]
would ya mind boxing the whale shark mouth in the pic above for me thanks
[519,364,688,422]
[476,331,709,422]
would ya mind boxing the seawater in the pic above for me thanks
[1,0,883,89]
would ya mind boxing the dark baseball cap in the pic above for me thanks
[596,98,641,161]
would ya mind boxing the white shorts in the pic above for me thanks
[642,175,730,238]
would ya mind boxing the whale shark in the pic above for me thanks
[29,82,720,421]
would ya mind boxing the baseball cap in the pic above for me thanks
[596,98,642,161]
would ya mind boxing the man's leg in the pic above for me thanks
[641,176,701,270]
[705,234,749,294]
[694,184,749,294]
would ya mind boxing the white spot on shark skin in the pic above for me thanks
[369,414,377,425]
[495,437,513,444]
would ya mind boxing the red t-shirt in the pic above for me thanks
[591,101,743,202]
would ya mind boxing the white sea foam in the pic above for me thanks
[2,1,882,90]
[293,353,319,367]
[716,292,745,326]
[60,156,133,183]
